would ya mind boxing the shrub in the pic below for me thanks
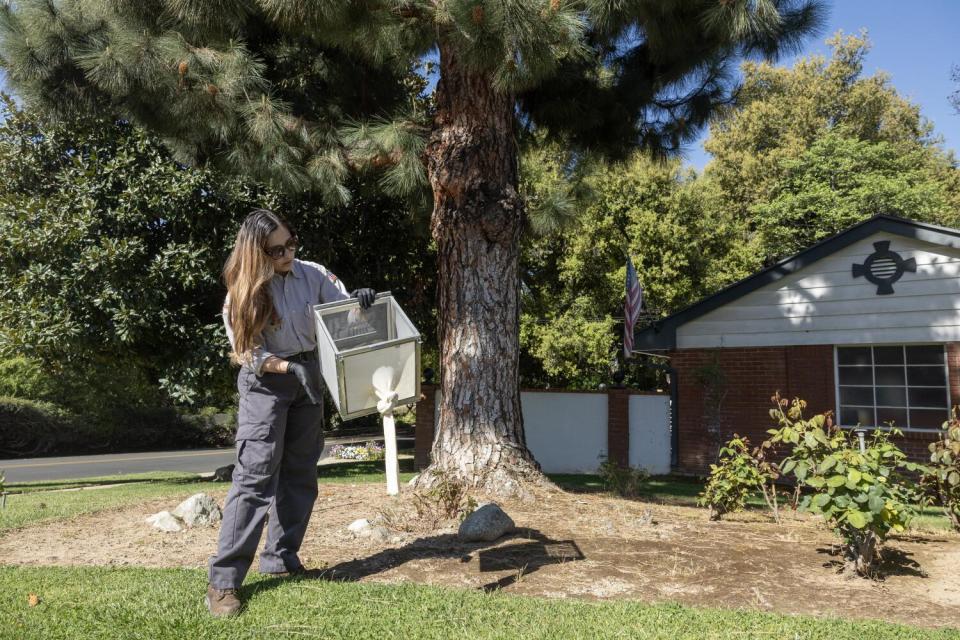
[598,460,650,498]
[0,357,57,400]
[0,396,96,456]
[922,407,960,531]
[767,395,924,578]
[698,435,769,521]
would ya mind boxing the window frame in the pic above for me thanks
[832,343,951,433]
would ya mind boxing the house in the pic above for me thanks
[634,215,959,474]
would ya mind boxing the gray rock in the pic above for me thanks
[457,503,515,542]
[347,518,370,533]
[172,493,222,527]
[212,464,235,482]
[145,511,182,533]
[358,526,391,542]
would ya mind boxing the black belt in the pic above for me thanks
[286,350,318,363]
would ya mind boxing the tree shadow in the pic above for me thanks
[246,528,584,600]
[472,529,585,592]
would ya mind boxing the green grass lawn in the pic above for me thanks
[1,566,956,640]
[0,461,418,533]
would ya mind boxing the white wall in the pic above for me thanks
[677,231,960,348]
[521,392,608,473]
[628,395,672,474]
[430,390,672,474]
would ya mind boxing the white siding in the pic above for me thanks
[677,232,960,348]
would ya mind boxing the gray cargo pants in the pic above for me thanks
[208,362,324,589]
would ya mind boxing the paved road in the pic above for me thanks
[1,436,413,484]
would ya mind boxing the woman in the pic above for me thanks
[206,209,375,617]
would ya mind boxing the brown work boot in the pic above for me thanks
[205,585,242,617]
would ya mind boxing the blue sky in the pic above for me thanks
[683,0,960,169]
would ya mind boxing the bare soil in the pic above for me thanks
[1,483,958,629]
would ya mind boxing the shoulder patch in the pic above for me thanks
[327,272,338,283]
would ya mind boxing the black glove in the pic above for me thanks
[351,288,376,310]
[287,362,323,405]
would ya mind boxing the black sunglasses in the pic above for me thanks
[265,236,298,259]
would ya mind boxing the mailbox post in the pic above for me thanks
[313,293,421,495]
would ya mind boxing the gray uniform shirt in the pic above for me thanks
[223,259,351,375]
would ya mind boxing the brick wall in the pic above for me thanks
[606,389,630,467]
[672,344,955,475]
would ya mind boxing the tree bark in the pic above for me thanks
[419,42,543,496]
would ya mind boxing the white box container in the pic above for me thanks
[313,292,421,420]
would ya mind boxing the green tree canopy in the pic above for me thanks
[0,0,826,491]
[0,95,435,411]
[520,152,753,388]
[705,32,960,262]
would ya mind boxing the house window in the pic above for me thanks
[835,345,950,430]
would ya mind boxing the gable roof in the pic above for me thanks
[633,214,960,352]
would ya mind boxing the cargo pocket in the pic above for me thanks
[235,423,278,478]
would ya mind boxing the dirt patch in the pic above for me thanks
[1,483,958,629]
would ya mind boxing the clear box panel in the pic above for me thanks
[315,316,340,404]
[341,342,419,416]
[391,303,418,340]
[319,299,393,351]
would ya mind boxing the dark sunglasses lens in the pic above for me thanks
[265,237,297,259]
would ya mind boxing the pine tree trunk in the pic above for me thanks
[419,42,543,496]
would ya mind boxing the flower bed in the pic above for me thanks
[329,441,385,462]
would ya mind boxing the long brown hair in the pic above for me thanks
[223,209,295,365]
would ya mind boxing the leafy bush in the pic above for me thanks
[922,408,960,531]
[330,441,385,462]
[0,357,57,400]
[0,396,94,457]
[698,435,769,521]
[767,395,924,577]
[0,395,236,457]
[598,460,650,498]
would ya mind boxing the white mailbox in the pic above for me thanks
[313,292,421,421]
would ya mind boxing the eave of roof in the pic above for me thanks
[633,214,960,352]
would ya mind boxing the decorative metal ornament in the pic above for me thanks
[851,240,916,295]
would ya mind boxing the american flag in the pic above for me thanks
[623,256,643,358]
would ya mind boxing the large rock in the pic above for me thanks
[347,518,371,533]
[145,511,183,533]
[457,503,515,542]
[172,493,222,527]
[212,464,235,482]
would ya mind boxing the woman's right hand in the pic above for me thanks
[287,362,323,405]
